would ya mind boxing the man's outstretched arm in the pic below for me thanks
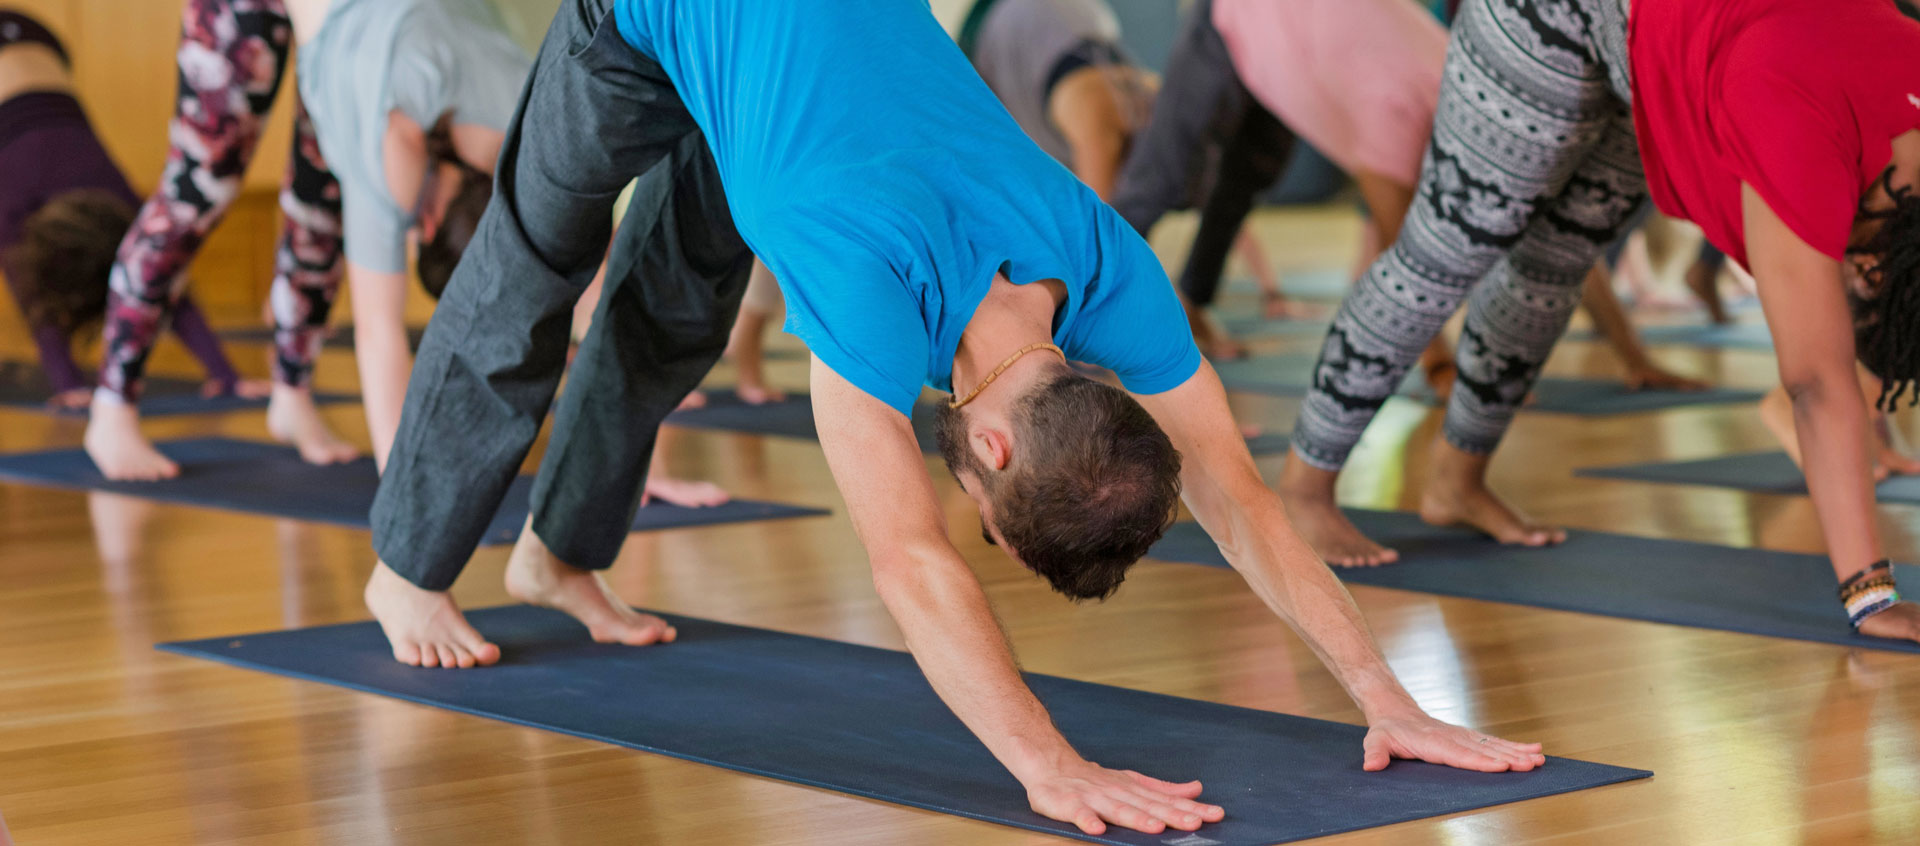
[1133,361,1546,772]
[809,359,1223,836]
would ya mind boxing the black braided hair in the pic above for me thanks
[1846,166,1920,410]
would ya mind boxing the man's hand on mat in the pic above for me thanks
[1362,714,1545,773]
[364,562,502,668]
[1856,601,1920,643]
[640,476,730,508]
[503,521,679,647]
[1025,760,1225,836]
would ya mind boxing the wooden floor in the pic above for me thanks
[3,207,1919,845]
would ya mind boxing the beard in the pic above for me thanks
[933,401,986,485]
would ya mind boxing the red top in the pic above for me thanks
[1632,0,1920,268]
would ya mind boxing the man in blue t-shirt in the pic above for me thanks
[363,0,1546,834]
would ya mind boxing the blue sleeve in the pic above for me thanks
[770,247,930,417]
[1061,217,1202,396]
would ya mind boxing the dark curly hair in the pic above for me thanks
[6,189,133,337]
[935,373,1183,601]
[1846,166,1920,410]
[414,166,491,300]
[414,119,493,300]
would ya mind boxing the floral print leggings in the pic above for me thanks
[99,0,343,400]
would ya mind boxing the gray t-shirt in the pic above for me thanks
[299,0,530,273]
[969,0,1123,165]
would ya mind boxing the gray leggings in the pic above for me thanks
[1291,0,1646,468]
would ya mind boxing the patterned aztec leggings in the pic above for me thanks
[98,0,343,400]
[1290,0,1646,468]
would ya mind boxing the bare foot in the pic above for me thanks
[85,398,179,481]
[677,391,709,411]
[1872,415,1920,477]
[1277,453,1399,567]
[1263,293,1329,321]
[1261,291,1300,321]
[1178,294,1248,361]
[267,385,361,466]
[1874,442,1920,479]
[1424,362,1458,403]
[1418,439,1565,546]
[735,381,787,405]
[1191,314,1247,361]
[503,521,678,646]
[1420,338,1457,403]
[364,561,501,668]
[642,475,731,508]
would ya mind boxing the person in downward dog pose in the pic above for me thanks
[81,0,356,479]
[89,0,724,502]
[1282,0,1920,644]
[362,0,1545,837]
[1120,0,1701,396]
[0,9,263,408]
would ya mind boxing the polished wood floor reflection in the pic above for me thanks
[3,207,1918,845]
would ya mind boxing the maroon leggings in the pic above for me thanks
[99,0,344,400]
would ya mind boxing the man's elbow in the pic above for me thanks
[867,539,967,611]
[868,545,934,608]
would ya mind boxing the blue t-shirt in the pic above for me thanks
[615,0,1200,415]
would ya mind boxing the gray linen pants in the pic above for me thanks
[372,0,752,589]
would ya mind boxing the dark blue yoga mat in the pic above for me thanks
[0,361,352,417]
[1210,355,1762,416]
[1578,451,1920,504]
[0,437,826,544]
[1148,509,1920,654]
[159,605,1648,845]
[670,391,1292,456]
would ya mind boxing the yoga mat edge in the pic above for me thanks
[160,608,1649,846]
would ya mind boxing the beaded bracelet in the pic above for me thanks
[1839,560,1900,629]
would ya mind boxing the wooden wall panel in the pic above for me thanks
[6,0,78,39]
[0,1,291,323]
